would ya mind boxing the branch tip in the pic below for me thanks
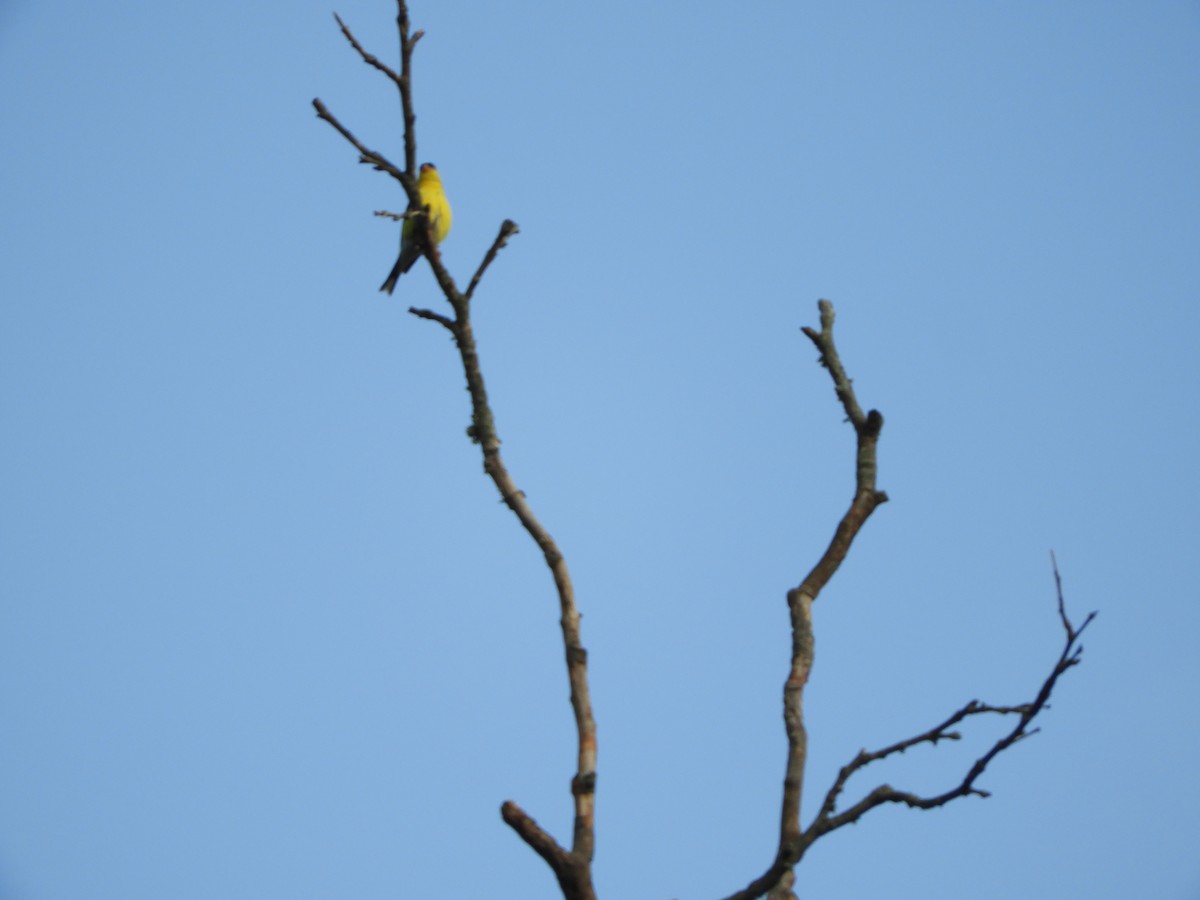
[464,219,521,301]
[407,306,455,331]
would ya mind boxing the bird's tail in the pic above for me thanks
[379,258,405,295]
[378,244,422,294]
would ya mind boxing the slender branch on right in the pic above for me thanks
[465,220,520,301]
[722,304,1094,899]
[724,300,888,900]
[802,573,1095,845]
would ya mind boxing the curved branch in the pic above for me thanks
[383,5,591,890]
[724,300,888,900]
[805,584,1095,845]
[320,4,586,895]
[434,300,599,882]
[727,541,1094,900]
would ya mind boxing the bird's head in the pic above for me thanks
[418,162,440,183]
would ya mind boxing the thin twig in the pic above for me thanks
[407,306,455,332]
[396,0,419,176]
[465,220,520,301]
[726,543,1095,900]
[806,595,1094,843]
[333,12,402,85]
[812,700,1030,826]
[800,301,869,428]
[312,98,407,184]
[1051,550,1086,641]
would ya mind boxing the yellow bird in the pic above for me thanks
[379,162,452,294]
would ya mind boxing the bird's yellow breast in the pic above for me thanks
[417,169,452,245]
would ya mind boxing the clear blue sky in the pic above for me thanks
[2,2,1198,898]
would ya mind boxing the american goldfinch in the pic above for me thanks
[379,162,453,294]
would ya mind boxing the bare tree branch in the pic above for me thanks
[465,220,520,301]
[394,0,420,176]
[416,285,597,896]
[333,12,401,86]
[725,521,1094,900]
[321,7,1094,896]
[407,306,455,331]
[723,302,1095,900]
[452,302,598,868]
[804,589,1095,846]
[319,3,591,895]
[724,300,889,900]
[502,802,596,900]
[765,870,796,900]
[311,98,408,185]
[315,5,424,207]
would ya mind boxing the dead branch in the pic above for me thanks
[802,573,1095,846]
[429,258,597,896]
[317,3,593,896]
[319,7,1095,896]
[311,98,407,184]
[333,12,401,86]
[724,299,888,900]
[393,1,420,175]
[721,325,1094,900]
[407,306,455,331]
[465,220,520,301]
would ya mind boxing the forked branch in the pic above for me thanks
[724,303,1093,900]
[803,563,1095,845]
[725,300,888,900]
[320,9,1093,896]
[316,3,593,898]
